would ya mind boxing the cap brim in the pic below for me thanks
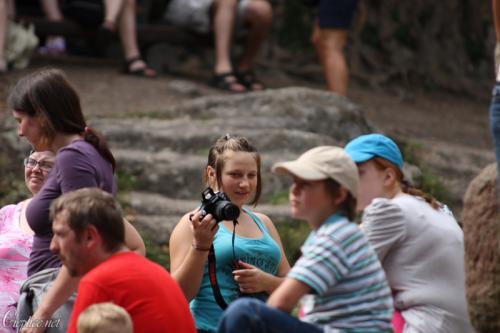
[346,151,374,164]
[272,161,327,180]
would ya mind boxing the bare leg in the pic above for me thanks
[212,0,245,91]
[40,0,64,21]
[0,0,8,72]
[238,0,272,72]
[117,0,155,76]
[103,0,126,28]
[312,22,349,96]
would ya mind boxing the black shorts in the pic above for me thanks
[318,0,359,29]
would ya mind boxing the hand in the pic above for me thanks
[233,261,272,294]
[190,210,218,250]
[20,310,52,333]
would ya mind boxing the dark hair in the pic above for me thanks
[49,188,125,252]
[371,157,441,209]
[204,134,262,206]
[324,178,357,220]
[8,68,116,170]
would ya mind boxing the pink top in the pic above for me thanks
[0,202,33,333]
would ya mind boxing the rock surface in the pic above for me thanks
[91,87,372,242]
[462,163,500,332]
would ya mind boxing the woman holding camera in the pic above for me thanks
[169,134,290,333]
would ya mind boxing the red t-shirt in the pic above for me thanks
[68,252,196,333]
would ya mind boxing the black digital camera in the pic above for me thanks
[200,187,240,222]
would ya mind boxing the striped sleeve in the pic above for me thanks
[288,233,349,295]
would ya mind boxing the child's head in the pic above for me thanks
[345,133,404,210]
[345,133,441,210]
[272,146,358,224]
[77,303,133,333]
[204,134,262,206]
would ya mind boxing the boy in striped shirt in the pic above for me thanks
[218,146,393,333]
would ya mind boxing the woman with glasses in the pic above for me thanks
[9,68,145,333]
[0,150,54,333]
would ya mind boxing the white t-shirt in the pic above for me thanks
[361,193,474,333]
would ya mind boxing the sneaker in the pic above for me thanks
[39,36,66,55]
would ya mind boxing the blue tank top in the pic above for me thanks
[190,209,282,332]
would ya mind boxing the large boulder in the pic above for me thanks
[462,163,500,332]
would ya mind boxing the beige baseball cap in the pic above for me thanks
[272,146,359,198]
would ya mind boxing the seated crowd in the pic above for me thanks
[1,0,360,96]
[0,68,475,333]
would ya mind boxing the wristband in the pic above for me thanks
[192,243,210,252]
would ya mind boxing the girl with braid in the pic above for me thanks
[345,134,474,333]
[170,134,290,333]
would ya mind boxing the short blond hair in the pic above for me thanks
[77,303,133,333]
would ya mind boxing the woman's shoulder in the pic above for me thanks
[363,197,406,225]
[249,210,271,223]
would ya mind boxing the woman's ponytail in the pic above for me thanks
[83,127,116,171]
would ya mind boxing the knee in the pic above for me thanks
[226,298,260,314]
[314,30,347,52]
[245,0,273,26]
[219,298,263,331]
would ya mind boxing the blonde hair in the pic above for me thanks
[77,303,133,333]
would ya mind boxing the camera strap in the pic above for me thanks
[208,219,238,310]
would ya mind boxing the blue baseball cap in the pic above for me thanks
[345,134,404,170]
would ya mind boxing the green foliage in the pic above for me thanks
[418,170,449,202]
[402,142,449,204]
[142,231,171,270]
[275,219,310,265]
[0,151,28,207]
[116,168,138,192]
[402,141,424,165]
[268,191,289,205]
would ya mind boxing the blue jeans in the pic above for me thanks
[217,298,324,333]
[490,83,500,191]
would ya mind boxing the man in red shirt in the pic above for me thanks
[49,188,196,333]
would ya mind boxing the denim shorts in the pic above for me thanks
[318,0,359,29]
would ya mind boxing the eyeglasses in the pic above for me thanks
[24,158,53,172]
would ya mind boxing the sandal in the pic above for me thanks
[123,56,157,78]
[211,72,247,93]
[236,70,265,91]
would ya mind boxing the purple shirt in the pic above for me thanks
[26,140,116,276]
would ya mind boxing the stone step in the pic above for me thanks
[91,87,371,154]
[95,118,340,154]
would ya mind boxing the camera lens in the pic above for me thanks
[216,202,240,221]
